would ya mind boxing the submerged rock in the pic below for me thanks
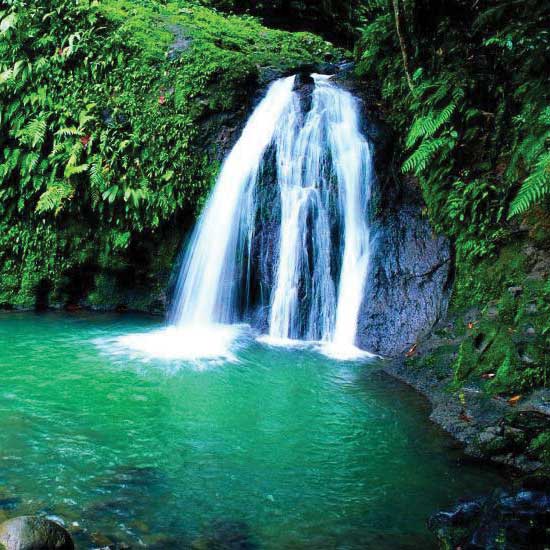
[0,516,74,550]
[192,520,258,550]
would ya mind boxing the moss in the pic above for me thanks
[529,431,550,466]
[0,0,339,311]
[451,239,528,313]
[437,234,550,395]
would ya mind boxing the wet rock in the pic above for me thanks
[486,303,499,320]
[429,484,550,549]
[509,410,549,433]
[463,307,481,324]
[518,389,550,417]
[477,425,503,445]
[428,498,484,547]
[0,516,74,550]
[503,425,527,445]
[292,72,315,114]
[508,286,523,298]
[357,204,452,356]
[492,453,542,472]
[257,67,284,87]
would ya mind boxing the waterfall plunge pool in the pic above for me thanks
[0,312,503,548]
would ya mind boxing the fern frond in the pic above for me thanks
[21,152,40,175]
[90,160,105,189]
[55,126,79,137]
[406,102,457,148]
[35,181,74,215]
[402,137,448,175]
[18,115,48,148]
[509,150,550,217]
[64,163,88,178]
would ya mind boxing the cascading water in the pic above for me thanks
[168,76,297,327]
[167,73,374,357]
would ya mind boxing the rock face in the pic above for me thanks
[357,204,452,356]
[332,65,453,356]
[0,516,74,550]
[429,479,550,549]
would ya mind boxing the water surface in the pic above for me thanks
[0,313,502,548]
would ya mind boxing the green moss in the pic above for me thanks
[0,0,339,310]
[529,431,550,466]
[442,236,550,395]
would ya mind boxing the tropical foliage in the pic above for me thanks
[0,0,335,308]
[356,0,550,236]
[354,0,550,392]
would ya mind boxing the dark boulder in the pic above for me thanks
[429,482,550,549]
[0,516,74,550]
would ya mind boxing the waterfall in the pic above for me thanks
[168,76,296,326]
[169,73,374,353]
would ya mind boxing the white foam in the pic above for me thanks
[257,334,377,362]
[318,342,377,362]
[101,324,247,363]
[256,334,314,349]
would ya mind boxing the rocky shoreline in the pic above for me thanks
[383,354,550,474]
[382,329,550,548]
[428,476,550,548]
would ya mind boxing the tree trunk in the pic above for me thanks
[392,0,414,93]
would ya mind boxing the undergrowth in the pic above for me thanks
[0,0,336,308]
[355,1,550,393]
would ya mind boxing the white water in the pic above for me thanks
[164,73,374,359]
[168,76,297,327]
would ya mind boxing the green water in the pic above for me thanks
[0,312,502,548]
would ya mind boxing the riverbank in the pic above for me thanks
[383,341,550,475]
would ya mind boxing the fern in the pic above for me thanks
[18,115,48,148]
[402,137,449,175]
[35,181,74,215]
[90,160,106,191]
[509,151,550,217]
[55,126,79,137]
[21,152,40,175]
[406,102,456,148]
